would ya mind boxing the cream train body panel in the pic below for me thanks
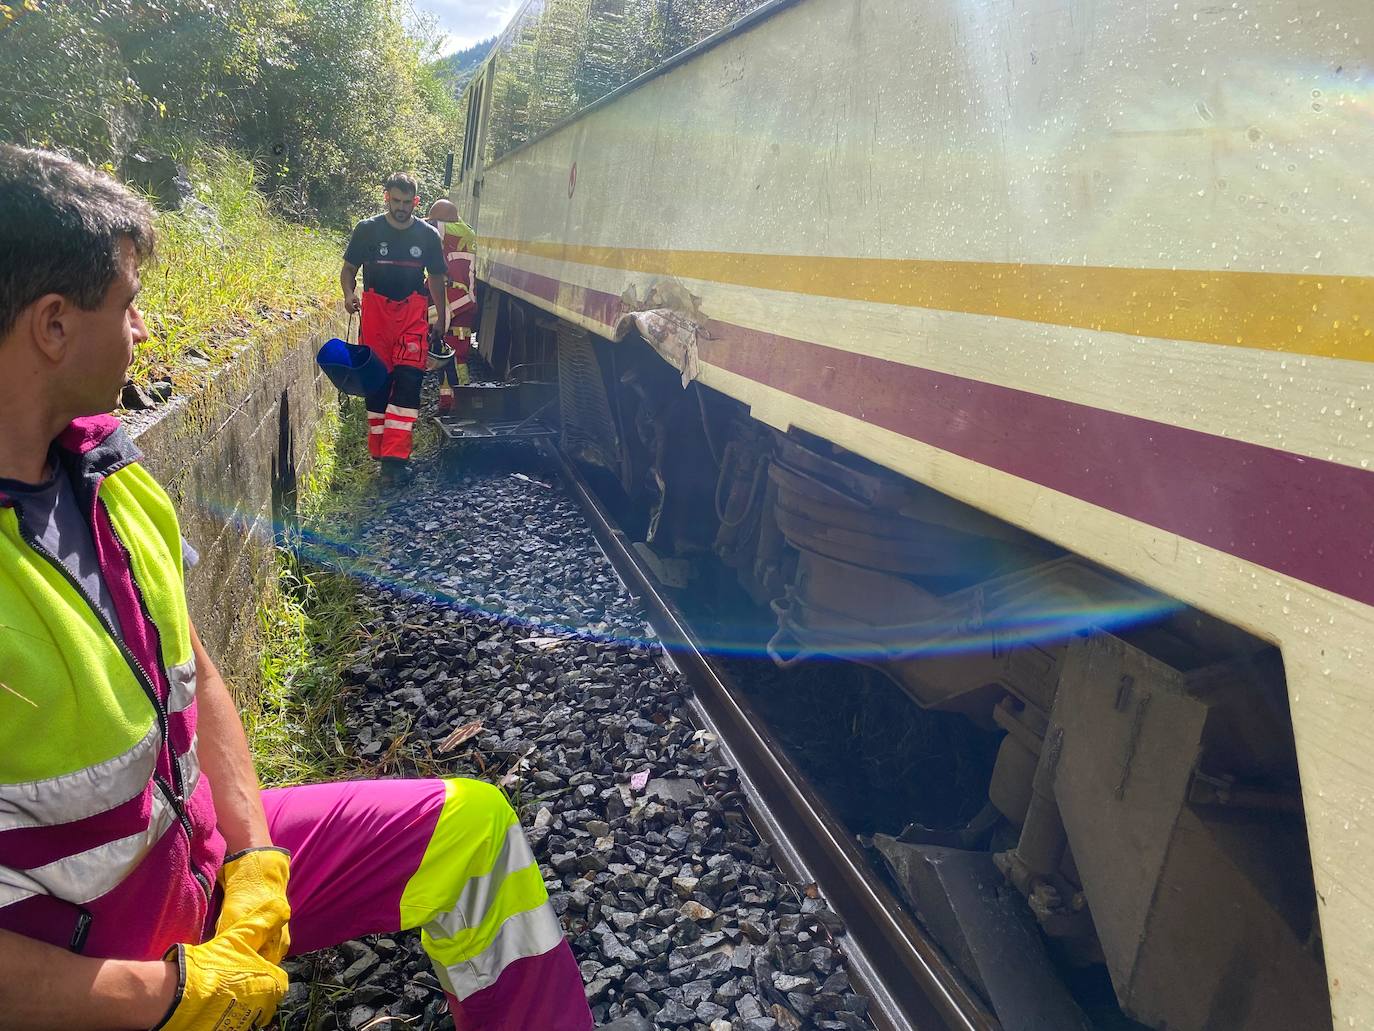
[466,0,1374,1022]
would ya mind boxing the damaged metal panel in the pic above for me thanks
[772,549,1162,715]
[1048,635,1330,1031]
[871,838,1092,1031]
[614,280,707,387]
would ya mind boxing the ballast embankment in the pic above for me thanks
[275,451,876,1031]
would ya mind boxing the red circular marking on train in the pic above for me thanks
[568,162,577,198]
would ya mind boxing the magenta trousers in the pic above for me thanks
[261,777,591,1031]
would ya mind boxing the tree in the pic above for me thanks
[0,0,460,225]
[435,36,497,97]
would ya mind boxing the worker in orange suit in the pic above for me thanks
[425,199,479,415]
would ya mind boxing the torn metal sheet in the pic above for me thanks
[615,281,709,387]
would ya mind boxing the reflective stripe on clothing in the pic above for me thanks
[383,402,419,432]
[439,356,471,401]
[0,723,159,832]
[0,416,224,959]
[260,777,592,1031]
[398,779,517,926]
[421,861,550,971]
[166,656,197,713]
[367,410,386,458]
[0,659,196,833]
[375,368,424,461]
[432,904,566,1001]
[0,789,179,908]
[400,780,564,1001]
[426,824,536,937]
[179,737,201,800]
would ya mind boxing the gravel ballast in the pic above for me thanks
[277,446,874,1031]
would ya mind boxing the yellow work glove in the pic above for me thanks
[153,847,292,1031]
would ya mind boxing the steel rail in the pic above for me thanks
[543,442,998,1031]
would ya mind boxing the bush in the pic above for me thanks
[0,0,460,226]
[133,148,342,384]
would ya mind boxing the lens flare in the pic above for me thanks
[206,481,1185,676]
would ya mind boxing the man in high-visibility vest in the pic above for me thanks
[425,199,479,414]
[0,146,626,1031]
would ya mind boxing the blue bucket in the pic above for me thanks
[316,337,388,397]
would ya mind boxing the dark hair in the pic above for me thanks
[383,171,418,196]
[0,145,155,339]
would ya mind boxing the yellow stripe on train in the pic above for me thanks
[482,237,1374,364]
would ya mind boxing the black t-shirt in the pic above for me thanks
[343,214,446,301]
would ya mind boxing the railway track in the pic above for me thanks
[544,443,996,1031]
[280,430,918,1030]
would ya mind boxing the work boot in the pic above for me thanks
[380,457,414,486]
[595,1015,651,1031]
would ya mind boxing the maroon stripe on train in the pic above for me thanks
[700,321,1374,607]
[490,262,558,303]
[488,262,624,329]
[483,265,1374,606]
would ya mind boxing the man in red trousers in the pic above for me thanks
[341,172,447,482]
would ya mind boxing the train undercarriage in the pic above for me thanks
[479,292,1331,1031]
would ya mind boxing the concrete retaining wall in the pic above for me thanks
[129,307,347,693]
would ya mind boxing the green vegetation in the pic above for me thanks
[0,0,460,225]
[435,36,497,96]
[0,0,467,781]
[245,398,445,785]
[248,558,361,788]
[245,398,370,787]
[2,0,461,383]
[134,148,341,386]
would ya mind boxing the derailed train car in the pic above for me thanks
[450,1,1374,1027]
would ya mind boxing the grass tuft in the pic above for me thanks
[246,397,374,786]
[247,564,357,787]
[133,147,342,388]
